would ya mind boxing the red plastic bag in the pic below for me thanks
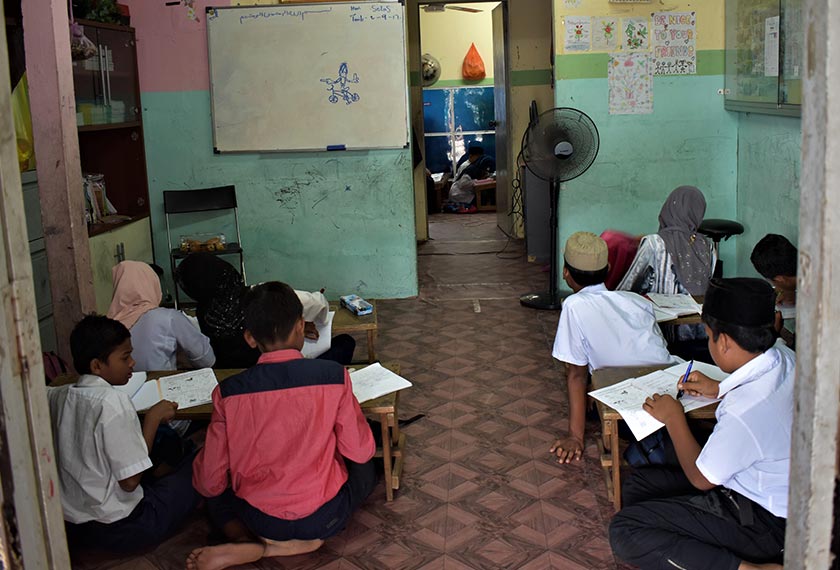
[462,43,486,81]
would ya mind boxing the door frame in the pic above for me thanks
[408,0,511,243]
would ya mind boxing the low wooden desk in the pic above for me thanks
[331,301,378,363]
[53,363,407,501]
[591,365,718,511]
[473,179,496,212]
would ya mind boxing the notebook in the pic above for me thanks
[118,368,219,411]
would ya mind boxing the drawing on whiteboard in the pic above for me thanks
[321,63,360,105]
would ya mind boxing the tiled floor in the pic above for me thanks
[73,213,628,570]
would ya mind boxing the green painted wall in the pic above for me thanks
[553,74,740,272]
[735,113,801,277]
[141,90,418,299]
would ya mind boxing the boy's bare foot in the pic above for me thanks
[185,543,264,570]
[738,562,783,570]
[263,538,324,557]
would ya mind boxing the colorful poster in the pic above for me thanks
[609,53,653,115]
[564,16,592,52]
[591,17,620,51]
[623,17,650,51]
[652,12,697,75]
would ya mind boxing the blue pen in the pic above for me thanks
[678,360,693,400]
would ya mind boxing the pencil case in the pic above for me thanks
[340,294,373,316]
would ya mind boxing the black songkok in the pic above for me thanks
[703,277,776,327]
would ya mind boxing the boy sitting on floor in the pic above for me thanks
[550,232,678,464]
[750,233,797,307]
[188,281,376,570]
[47,315,198,553]
[610,278,791,570]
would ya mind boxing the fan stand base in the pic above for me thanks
[519,290,568,311]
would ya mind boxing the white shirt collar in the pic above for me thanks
[716,347,780,397]
[578,283,608,294]
[75,374,112,388]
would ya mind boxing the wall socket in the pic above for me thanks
[717,88,731,95]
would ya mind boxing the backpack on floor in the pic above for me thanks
[42,351,69,385]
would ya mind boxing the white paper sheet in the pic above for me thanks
[158,368,219,409]
[589,361,727,441]
[647,293,702,317]
[115,371,147,398]
[765,16,780,77]
[564,16,591,52]
[349,363,412,404]
[301,311,334,359]
[131,381,163,411]
[777,304,796,320]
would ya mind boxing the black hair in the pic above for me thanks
[750,234,797,279]
[702,313,778,354]
[242,281,303,346]
[564,260,608,288]
[69,315,131,375]
[468,145,484,156]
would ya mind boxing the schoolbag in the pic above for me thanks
[42,351,69,385]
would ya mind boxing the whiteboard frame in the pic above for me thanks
[206,1,411,154]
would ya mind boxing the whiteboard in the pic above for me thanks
[207,2,410,152]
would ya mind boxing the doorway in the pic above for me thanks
[409,0,512,243]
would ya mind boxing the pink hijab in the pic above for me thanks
[106,261,162,329]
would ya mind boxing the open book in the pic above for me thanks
[589,361,727,441]
[647,293,703,321]
[349,363,412,404]
[116,368,219,411]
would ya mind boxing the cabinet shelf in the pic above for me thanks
[78,120,141,133]
[88,214,150,238]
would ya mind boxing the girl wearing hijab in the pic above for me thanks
[107,261,216,371]
[617,186,715,296]
[174,253,356,368]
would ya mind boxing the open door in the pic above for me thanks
[492,2,513,236]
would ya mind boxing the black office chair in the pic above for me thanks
[164,185,246,308]
[698,219,744,278]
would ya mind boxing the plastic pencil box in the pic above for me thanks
[340,294,374,316]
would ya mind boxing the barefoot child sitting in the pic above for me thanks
[610,278,792,570]
[188,281,376,570]
[47,315,198,553]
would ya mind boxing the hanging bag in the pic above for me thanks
[462,43,486,81]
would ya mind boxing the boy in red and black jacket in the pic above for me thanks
[188,282,375,570]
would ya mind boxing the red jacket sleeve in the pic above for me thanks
[334,370,376,463]
[192,386,230,497]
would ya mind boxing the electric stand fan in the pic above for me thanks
[519,103,600,310]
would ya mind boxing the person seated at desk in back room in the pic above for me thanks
[107,260,216,372]
[47,315,199,554]
[549,232,679,464]
[187,282,376,570]
[445,144,496,214]
[174,253,356,368]
[610,278,793,570]
[751,233,798,348]
[617,185,716,361]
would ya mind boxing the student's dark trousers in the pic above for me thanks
[609,467,785,570]
[207,458,376,541]
[65,454,199,553]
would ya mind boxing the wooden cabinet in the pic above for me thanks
[89,218,154,314]
[72,20,151,227]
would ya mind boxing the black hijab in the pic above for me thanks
[657,186,713,295]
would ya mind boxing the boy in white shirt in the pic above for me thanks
[48,315,199,552]
[550,232,678,464]
[610,278,790,570]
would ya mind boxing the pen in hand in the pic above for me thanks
[677,359,693,400]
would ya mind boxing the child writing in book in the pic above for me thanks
[187,281,375,570]
[47,315,199,553]
[751,234,797,349]
[610,278,791,570]
[550,232,678,464]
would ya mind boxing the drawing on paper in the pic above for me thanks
[320,63,361,105]
[652,12,697,75]
[608,52,653,115]
[592,17,619,51]
[564,16,591,52]
[623,17,649,50]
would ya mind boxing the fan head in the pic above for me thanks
[522,108,600,182]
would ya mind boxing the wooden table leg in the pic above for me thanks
[379,413,393,501]
[610,420,621,510]
[367,330,377,362]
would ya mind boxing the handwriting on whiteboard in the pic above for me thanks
[239,8,332,25]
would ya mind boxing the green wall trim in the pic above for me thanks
[510,69,553,87]
[555,49,725,80]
